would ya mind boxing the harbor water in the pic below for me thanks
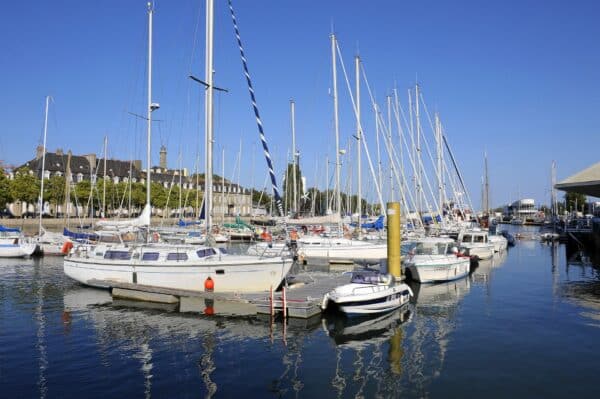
[1,227,600,398]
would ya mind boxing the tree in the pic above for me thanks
[282,162,303,214]
[0,168,14,210]
[564,192,587,213]
[10,167,40,205]
[44,175,66,212]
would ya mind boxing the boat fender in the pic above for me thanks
[61,241,74,254]
[321,293,330,310]
[204,276,214,292]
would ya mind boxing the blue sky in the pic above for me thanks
[1,0,599,209]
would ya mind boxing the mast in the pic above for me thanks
[178,150,183,218]
[415,83,421,215]
[145,2,161,232]
[331,33,341,227]
[484,151,489,215]
[387,95,394,202]
[290,99,297,215]
[325,155,329,214]
[205,0,214,233]
[102,135,107,218]
[222,148,225,222]
[435,113,443,215]
[355,55,362,236]
[39,95,50,235]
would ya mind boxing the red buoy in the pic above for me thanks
[204,276,214,292]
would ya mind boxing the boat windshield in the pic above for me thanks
[351,273,391,284]
[414,242,448,255]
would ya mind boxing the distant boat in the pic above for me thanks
[0,226,36,258]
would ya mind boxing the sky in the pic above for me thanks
[1,0,599,210]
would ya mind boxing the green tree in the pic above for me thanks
[564,192,587,213]
[0,168,14,210]
[282,162,303,214]
[44,175,66,211]
[131,183,147,208]
[150,182,168,209]
[10,167,40,204]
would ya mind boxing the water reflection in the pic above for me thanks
[561,247,600,328]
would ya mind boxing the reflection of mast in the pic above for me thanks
[331,347,346,398]
[35,261,48,399]
[200,334,217,398]
[132,341,153,399]
[551,242,560,296]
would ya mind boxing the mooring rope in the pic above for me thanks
[228,0,284,216]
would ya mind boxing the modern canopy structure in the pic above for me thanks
[555,162,600,198]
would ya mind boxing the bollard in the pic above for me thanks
[387,202,401,278]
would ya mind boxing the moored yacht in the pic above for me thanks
[457,229,495,260]
[404,237,470,283]
[64,241,293,293]
[321,272,412,315]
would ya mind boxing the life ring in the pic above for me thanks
[152,232,160,242]
[61,241,74,254]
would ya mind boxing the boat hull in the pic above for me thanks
[322,282,412,315]
[64,256,293,293]
[299,244,387,262]
[0,243,37,258]
[406,257,470,283]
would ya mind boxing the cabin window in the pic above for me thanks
[218,248,227,254]
[104,250,131,260]
[197,248,217,258]
[463,234,472,243]
[167,252,188,261]
[474,235,484,243]
[142,252,160,261]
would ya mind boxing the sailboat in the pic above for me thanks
[63,2,293,293]
[292,35,387,264]
[0,225,37,258]
[34,96,72,256]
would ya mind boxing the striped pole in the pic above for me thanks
[228,0,284,216]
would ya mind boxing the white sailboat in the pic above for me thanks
[34,96,71,256]
[64,1,292,293]
[294,35,386,264]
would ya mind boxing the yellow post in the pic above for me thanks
[387,202,401,278]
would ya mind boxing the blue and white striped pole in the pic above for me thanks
[228,0,284,216]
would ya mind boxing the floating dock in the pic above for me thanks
[91,271,354,319]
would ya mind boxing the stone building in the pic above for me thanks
[5,146,252,217]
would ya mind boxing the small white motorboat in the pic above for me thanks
[0,239,37,258]
[321,272,413,315]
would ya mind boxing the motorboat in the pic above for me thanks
[321,272,413,315]
[457,229,495,260]
[404,237,471,283]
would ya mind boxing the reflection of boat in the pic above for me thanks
[470,251,508,284]
[410,277,471,310]
[321,272,412,315]
[323,306,411,348]
[404,237,470,283]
